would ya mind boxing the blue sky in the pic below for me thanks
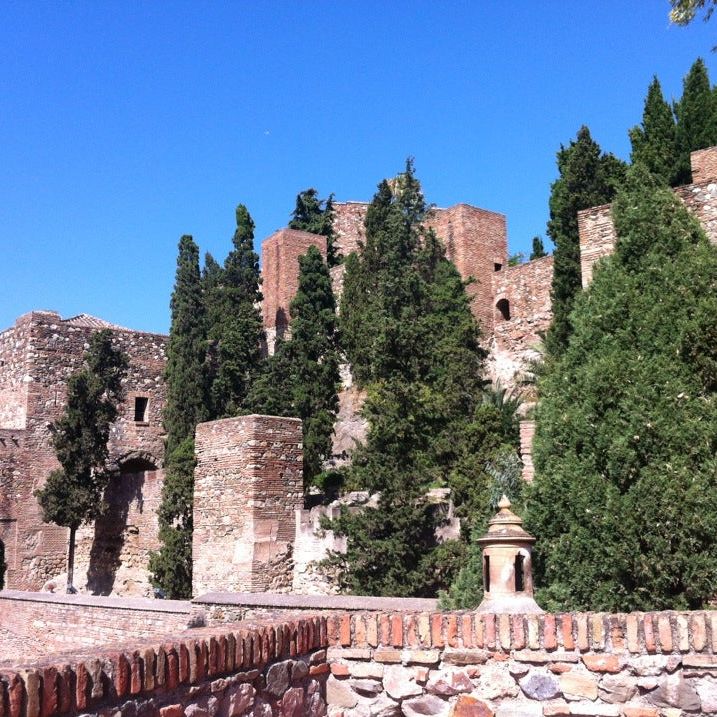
[1,2,715,334]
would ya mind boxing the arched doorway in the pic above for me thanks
[86,454,160,595]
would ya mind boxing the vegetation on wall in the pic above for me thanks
[36,329,128,593]
[247,245,340,488]
[544,126,626,358]
[149,235,207,599]
[327,161,518,597]
[528,166,717,611]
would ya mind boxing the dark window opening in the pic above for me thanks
[496,298,511,321]
[494,263,503,272]
[483,555,490,593]
[514,554,525,592]
[134,397,149,423]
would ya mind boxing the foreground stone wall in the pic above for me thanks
[0,615,329,717]
[3,601,717,717]
[325,610,717,717]
[0,591,196,666]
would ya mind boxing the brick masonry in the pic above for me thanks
[192,415,304,596]
[0,311,167,595]
[579,148,717,288]
[260,229,327,354]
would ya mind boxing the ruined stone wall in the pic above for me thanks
[0,315,34,430]
[260,229,327,354]
[489,256,553,390]
[333,203,367,258]
[193,415,303,596]
[0,590,195,665]
[0,614,329,717]
[0,312,167,594]
[3,606,717,717]
[326,609,717,717]
[579,147,717,287]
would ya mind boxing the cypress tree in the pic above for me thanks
[673,58,717,185]
[545,126,626,357]
[36,329,128,592]
[150,235,206,598]
[206,205,264,418]
[246,246,340,488]
[288,246,340,485]
[530,236,547,260]
[330,162,514,596]
[629,77,678,186]
[289,188,340,267]
[527,166,717,611]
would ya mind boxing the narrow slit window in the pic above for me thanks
[134,396,149,423]
[514,554,525,592]
[483,555,490,593]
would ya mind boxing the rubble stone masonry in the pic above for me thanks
[192,415,304,596]
[579,147,717,288]
[0,311,167,595]
[2,599,717,717]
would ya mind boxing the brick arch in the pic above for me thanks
[110,450,162,472]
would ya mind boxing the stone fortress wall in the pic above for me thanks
[0,311,167,595]
[2,591,717,717]
[2,148,717,596]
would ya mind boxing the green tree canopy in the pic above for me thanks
[629,77,678,186]
[528,166,717,612]
[150,234,207,598]
[205,205,264,418]
[329,162,516,597]
[545,126,626,357]
[530,236,547,260]
[289,188,340,266]
[673,58,717,185]
[246,246,340,488]
[36,329,128,592]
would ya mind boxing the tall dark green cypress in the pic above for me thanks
[674,58,717,185]
[246,246,340,488]
[530,236,547,260]
[528,166,717,611]
[330,162,511,597]
[629,77,678,186]
[150,235,206,598]
[545,127,626,357]
[289,188,340,267]
[206,205,264,418]
[288,246,340,485]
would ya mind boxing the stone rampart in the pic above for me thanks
[324,609,717,717]
[260,229,327,353]
[578,147,717,288]
[0,311,167,595]
[0,590,196,666]
[2,602,717,716]
[490,256,553,389]
[0,613,329,717]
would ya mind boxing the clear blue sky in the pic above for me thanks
[2,2,715,334]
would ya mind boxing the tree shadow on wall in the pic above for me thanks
[86,458,153,595]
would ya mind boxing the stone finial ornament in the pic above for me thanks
[476,495,543,613]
